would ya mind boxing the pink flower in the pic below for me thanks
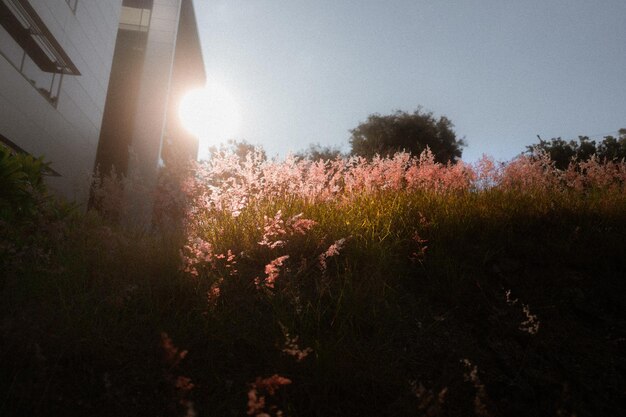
[319,238,347,271]
[287,213,317,235]
[247,374,292,416]
[324,238,346,257]
[280,323,313,362]
[263,255,290,288]
[258,211,287,248]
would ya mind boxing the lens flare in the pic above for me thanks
[179,82,241,146]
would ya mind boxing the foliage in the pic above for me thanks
[208,139,267,163]
[2,149,626,416]
[526,128,626,169]
[0,144,51,220]
[349,108,466,163]
[295,143,345,161]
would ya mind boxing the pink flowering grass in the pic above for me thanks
[175,148,626,316]
[2,146,626,416]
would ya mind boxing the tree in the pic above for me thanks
[597,128,626,162]
[208,139,267,162]
[349,108,466,163]
[295,143,345,161]
[526,129,626,169]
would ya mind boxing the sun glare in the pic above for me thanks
[179,82,241,153]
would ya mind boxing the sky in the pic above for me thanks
[192,0,626,163]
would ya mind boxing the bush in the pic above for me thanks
[0,144,51,220]
[2,147,626,416]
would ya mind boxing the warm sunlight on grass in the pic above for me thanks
[3,147,626,416]
[179,81,241,157]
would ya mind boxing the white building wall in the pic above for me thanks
[127,0,181,222]
[0,0,123,205]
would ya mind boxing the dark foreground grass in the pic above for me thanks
[1,188,625,417]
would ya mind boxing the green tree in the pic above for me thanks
[295,143,345,161]
[531,137,577,169]
[349,108,465,163]
[527,130,626,169]
[0,144,50,220]
[597,128,626,162]
[208,139,267,162]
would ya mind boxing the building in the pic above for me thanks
[95,0,205,199]
[0,0,205,207]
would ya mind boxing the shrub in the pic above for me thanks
[0,144,51,221]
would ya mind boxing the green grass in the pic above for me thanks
[1,187,625,416]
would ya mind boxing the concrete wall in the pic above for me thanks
[125,0,182,221]
[0,0,122,205]
[129,0,181,177]
[164,0,206,164]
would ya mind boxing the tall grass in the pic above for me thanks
[1,149,625,416]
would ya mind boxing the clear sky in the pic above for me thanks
[192,0,626,162]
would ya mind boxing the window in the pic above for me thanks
[119,5,151,32]
[0,0,80,106]
[65,0,77,13]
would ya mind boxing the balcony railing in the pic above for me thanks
[0,0,80,105]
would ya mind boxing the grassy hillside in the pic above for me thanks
[1,150,625,416]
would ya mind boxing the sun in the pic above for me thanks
[179,81,241,149]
